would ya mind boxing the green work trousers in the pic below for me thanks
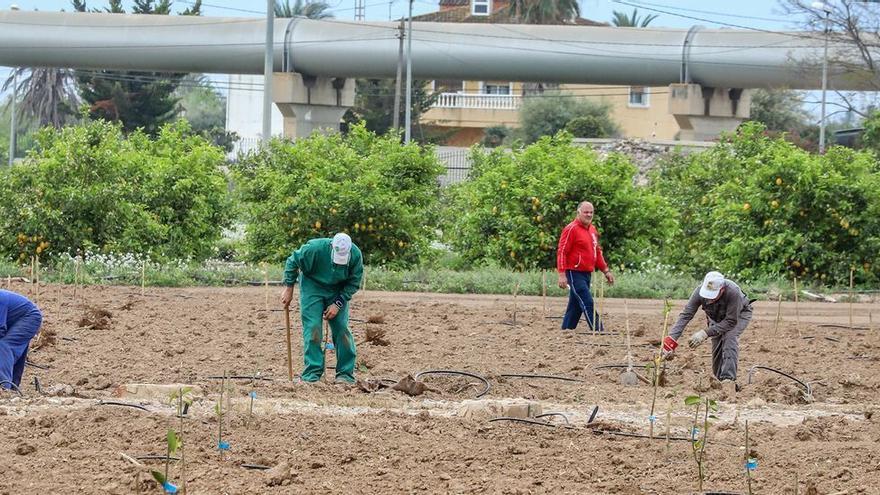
[299,280,357,383]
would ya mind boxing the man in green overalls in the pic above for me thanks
[280,233,363,383]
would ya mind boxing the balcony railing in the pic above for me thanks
[432,92,522,110]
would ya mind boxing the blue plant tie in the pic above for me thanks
[218,440,230,451]
[325,342,335,351]
[747,458,758,471]
[249,391,257,399]
[163,481,178,494]
[648,415,657,422]
[691,427,700,439]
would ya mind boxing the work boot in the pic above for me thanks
[720,379,737,401]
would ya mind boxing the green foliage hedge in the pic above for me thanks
[232,123,444,265]
[652,122,880,284]
[444,133,676,270]
[0,120,231,262]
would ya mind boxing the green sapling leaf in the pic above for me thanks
[684,395,701,406]
[152,470,166,484]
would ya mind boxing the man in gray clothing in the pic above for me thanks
[663,271,753,394]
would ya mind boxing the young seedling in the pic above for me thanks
[744,419,755,495]
[169,387,193,494]
[151,428,181,494]
[619,299,639,386]
[216,372,230,460]
[685,394,719,493]
[648,299,672,438]
[248,390,257,429]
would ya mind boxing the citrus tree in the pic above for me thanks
[652,122,880,284]
[233,123,444,266]
[443,132,676,270]
[0,119,231,262]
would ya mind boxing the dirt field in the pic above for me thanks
[1,281,879,494]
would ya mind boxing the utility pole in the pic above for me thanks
[355,0,365,20]
[813,1,830,153]
[262,0,274,144]
[8,69,16,166]
[393,19,404,131]
[404,0,414,143]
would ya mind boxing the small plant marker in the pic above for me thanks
[849,267,855,330]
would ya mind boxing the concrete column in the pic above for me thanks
[668,83,751,141]
[272,72,355,139]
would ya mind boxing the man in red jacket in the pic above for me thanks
[556,201,614,331]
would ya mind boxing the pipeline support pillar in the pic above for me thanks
[273,73,355,139]
[668,83,751,141]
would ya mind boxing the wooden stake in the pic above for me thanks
[870,311,874,333]
[512,281,519,325]
[263,264,269,311]
[774,293,783,336]
[849,267,855,330]
[73,257,79,305]
[362,266,367,292]
[141,261,146,297]
[284,305,293,381]
[664,399,672,457]
[794,277,801,337]
[541,269,547,316]
[30,256,35,298]
[745,420,753,495]
[34,255,40,304]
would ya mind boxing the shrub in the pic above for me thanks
[565,115,613,139]
[232,123,444,266]
[443,132,676,270]
[0,120,231,263]
[480,125,511,148]
[651,121,880,284]
[518,93,619,144]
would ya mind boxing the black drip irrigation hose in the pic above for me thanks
[587,427,692,442]
[206,375,274,381]
[25,360,49,370]
[588,405,599,424]
[535,412,571,425]
[97,400,149,412]
[135,455,180,462]
[488,417,562,428]
[747,365,812,399]
[817,324,869,330]
[241,464,272,470]
[593,364,652,371]
[500,373,584,383]
[414,370,491,398]
[0,380,23,396]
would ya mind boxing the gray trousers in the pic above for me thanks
[710,308,752,381]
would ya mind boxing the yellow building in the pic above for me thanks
[415,0,681,145]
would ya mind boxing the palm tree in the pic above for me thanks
[2,68,79,128]
[274,0,335,19]
[507,0,580,24]
[611,8,658,27]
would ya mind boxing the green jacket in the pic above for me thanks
[283,238,363,305]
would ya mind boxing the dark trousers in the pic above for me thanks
[0,309,42,388]
[561,270,603,331]
[710,307,752,381]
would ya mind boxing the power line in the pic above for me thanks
[621,0,792,24]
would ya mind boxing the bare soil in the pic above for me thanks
[2,281,879,494]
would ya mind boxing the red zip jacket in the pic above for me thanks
[556,220,609,273]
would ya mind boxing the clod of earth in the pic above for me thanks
[365,327,390,346]
[78,307,113,329]
[391,374,436,396]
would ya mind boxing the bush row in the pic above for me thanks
[1,120,878,285]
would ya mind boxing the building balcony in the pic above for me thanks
[432,92,522,110]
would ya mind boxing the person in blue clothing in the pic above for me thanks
[279,233,363,384]
[0,289,43,391]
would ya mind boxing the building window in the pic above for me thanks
[629,86,650,107]
[482,81,511,95]
[433,80,464,93]
[472,0,490,16]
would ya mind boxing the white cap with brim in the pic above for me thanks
[331,233,352,265]
[699,271,725,299]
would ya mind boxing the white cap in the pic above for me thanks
[331,233,352,265]
[699,271,725,299]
